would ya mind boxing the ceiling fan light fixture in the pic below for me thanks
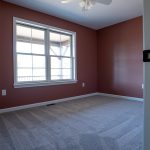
[61,0,69,4]
[79,1,86,7]
[79,0,95,11]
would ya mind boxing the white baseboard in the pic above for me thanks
[0,93,98,114]
[0,92,143,114]
[97,92,144,102]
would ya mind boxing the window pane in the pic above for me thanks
[33,76,46,81]
[61,45,71,57]
[62,69,71,76]
[17,68,32,82]
[50,32,61,42]
[50,57,72,80]
[33,56,45,68]
[73,58,75,79]
[17,42,31,53]
[17,54,32,68]
[61,34,71,56]
[17,25,31,39]
[50,46,61,56]
[62,58,71,68]
[33,68,46,81]
[49,32,71,57]
[31,28,45,54]
[17,68,46,82]
[62,75,71,80]
[61,34,70,42]
[17,54,46,82]
[32,28,44,40]
[51,57,61,68]
[17,24,45,54]
[33,69,45,76]
[51,69,61,76]
[18,76,33,82]
[17,41,45,54]
[18,69,32,77]
[51,69,62,80]
[51,76,61,80]
[32,44,45,54]
[51,57,71,69]
[50,32,61,56]
[62,69,71,79]
[51,66,72,80]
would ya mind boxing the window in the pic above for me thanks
[13,17,76,88]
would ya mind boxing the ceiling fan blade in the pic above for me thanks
[96,0,112,5]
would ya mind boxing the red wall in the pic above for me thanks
[0,1,98,108]
[98,17,143,98]
[0,1,143,109]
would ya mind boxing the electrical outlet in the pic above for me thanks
[2,89,6,96]
[82,82,85,87]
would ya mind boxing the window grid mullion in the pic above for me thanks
[70,36,74,80]
[31,28,33,81]
[60,34,63,80]
[16,52,45,57]
[45,29,50,82]
[49,55,72,59]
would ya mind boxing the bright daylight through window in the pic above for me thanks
[13,18,76,88]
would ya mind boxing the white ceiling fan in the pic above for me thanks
[61,0,112,11]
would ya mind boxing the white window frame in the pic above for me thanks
[13,17,77,88]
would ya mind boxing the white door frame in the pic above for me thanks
[143,0,150,149]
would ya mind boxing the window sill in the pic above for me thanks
[14,80,78,88]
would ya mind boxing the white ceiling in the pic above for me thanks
[3,0,143,29]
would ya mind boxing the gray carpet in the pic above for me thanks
[0,95,143,150]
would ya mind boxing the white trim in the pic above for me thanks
[97,92,144,102]
[13,17,76,35]
[0,93,98,114]
[13,17,77,88]
[14,80,78,88]
[13,17,17,85]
